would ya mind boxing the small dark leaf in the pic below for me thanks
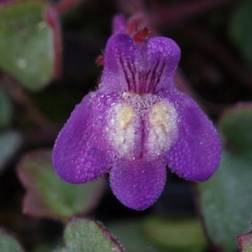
[0,130,22,172]
[33,243,56,252]
[56,218,123,252]
[229,0,252,65]
[0,87,13,128]
[17,149,105,221]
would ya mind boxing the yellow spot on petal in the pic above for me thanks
[107,104,136,157]
[118,106,134,128]
[148,101,178,157]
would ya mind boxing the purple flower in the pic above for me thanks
[52,16,221,210]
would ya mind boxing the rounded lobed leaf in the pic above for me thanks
[17,149,105,221]
[199,152,252,252]
[57,218,124,252]
[0,0,62,91]
[199,104,252,251]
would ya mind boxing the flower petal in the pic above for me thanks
[110,158,166,210]
[53,91,120,183]
[112,15,127,34]
[146,36,181,92]
[165,90,221,181]
[100,34,181,94]
[101,33,136,92]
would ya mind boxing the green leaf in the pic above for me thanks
[199,104,252,251]
[0,131,22,172]
[0,0,56,91]
[229,0,252,65]
[238,229,252,252]
[17,150,105,221]
[109,221,159,252]
[56,218,123,252]
[109,217,207,252]
[199,153,252,251]
[0,87,13,128]
[219,104,252,158]
[143,217,206,252]
[0,230,24,252]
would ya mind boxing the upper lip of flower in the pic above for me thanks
[100,32,181,95]
[52,17,221,211]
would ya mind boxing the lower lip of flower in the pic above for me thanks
[106,92,178,160]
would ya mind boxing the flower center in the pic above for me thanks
[106,93,178,160]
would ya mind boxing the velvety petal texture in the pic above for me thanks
[146,37,181,92]
[112,14,127,34]
[53,91,120,183]
[164,90,221,181]
[110,158,167,210]
[53,14,221,210]
[101,34,136,92]
[101,34,180,94]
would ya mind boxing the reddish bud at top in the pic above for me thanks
[133,27,151,43]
